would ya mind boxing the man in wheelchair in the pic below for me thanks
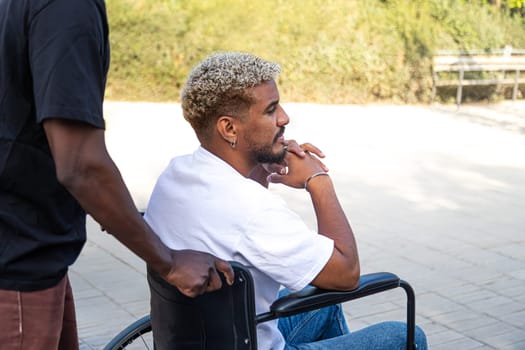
[144,52,428,349]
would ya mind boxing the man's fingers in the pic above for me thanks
[179,284,204,298]
[264,163,286,174]
[314,158,329,172]
[300,142,325,158]
[301,144,329,172]
[284,140,328,171]
[284,140,306,157]
[215,258,235,285]
[267,173,285,185]
[205,268,223,291]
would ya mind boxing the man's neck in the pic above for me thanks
[200,143,257,179]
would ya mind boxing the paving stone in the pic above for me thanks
[481,328,525,349]
[448,288,499,304]
[463,322,521,342]
[431,336,488,350]
[444,315,501,333]
[481,276,525,298]
[467,296,524,318]
[507,340,525,350]
[505,310,525,330]
[417,292,470,318]
[427,325,471,346]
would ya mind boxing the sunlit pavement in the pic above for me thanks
[72,100,525,349]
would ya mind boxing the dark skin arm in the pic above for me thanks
[43,118,234,297]
[266,142,360,291]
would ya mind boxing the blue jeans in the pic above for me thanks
[277,290,428,350]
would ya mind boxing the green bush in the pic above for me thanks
[105,0,525,103]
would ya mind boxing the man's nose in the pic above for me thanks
[277,106,289,126]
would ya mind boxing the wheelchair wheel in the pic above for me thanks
[103,315,154,350]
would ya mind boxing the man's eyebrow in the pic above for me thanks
[264,100,279,112]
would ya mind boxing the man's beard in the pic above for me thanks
[252,127,286,164]
[255,145,287,164]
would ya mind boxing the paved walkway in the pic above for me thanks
[72,101,525,349]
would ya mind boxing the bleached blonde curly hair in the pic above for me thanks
[181,52,280,137]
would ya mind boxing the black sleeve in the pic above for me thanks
[29,0,109,128]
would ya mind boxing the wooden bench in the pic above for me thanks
[431,47,525,105]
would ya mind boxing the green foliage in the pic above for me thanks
[105,0,525,103]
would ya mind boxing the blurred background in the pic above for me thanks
[104,0,525,104]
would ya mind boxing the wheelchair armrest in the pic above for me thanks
[256,272,400,323]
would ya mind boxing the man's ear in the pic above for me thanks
[216,116,237,144]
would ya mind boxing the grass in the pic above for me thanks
[104,0,525,104]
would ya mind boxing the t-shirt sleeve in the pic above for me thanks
[238,198,334,292]
[29,0,108,128]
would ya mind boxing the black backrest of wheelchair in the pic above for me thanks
[147,262,258,350]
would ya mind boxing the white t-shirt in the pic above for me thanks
[145,146,334,350]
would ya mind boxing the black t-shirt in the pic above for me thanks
[0,0,110,291]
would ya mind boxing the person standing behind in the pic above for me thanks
[0,1,233,349]
[145,52,428,349]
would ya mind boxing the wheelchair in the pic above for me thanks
[103,262,417,350]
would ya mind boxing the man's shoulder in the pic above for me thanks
[163,155,276,202]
